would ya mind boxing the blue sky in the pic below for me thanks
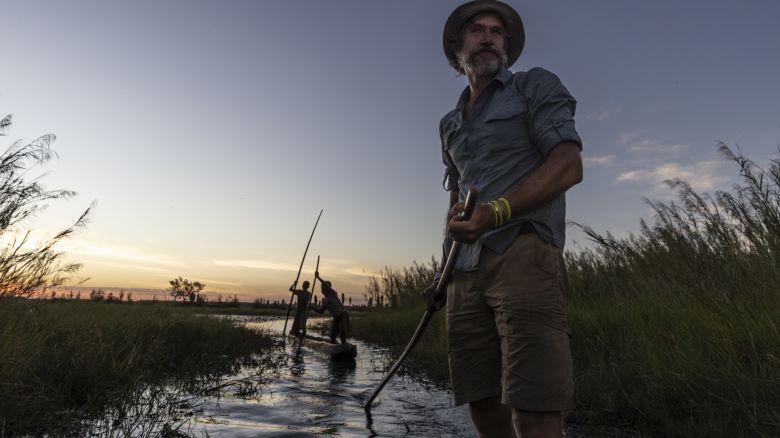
[2,0,779,301]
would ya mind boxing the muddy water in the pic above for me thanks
[190,316,475,437]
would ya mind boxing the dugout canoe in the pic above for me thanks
[289,333,357,362]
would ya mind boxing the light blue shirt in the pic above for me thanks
[440,67,582,271]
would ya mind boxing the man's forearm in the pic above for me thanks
[503,142,582,216]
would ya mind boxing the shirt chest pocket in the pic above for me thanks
[475,98,530,153]
[441,114,471,171]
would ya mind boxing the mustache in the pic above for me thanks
[473,47,502,57]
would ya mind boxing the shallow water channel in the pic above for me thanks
[180,316,474,437]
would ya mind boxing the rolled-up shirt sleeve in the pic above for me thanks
[522,67,582,157]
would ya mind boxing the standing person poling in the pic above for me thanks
[288,280,311,338]
[312,271,351,345]
[425,1,584,437]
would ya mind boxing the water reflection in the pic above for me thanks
[81,315,473,437]
[290,353,306,377]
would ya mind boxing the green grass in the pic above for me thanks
[351,306,450,385]
[0,298,281,435]
[351,145,780,437]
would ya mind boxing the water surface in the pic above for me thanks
[189,316,475,437]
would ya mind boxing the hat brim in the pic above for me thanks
[443,1,525,74]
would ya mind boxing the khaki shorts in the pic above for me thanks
[446,232,574,411]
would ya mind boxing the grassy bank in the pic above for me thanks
[351,146,780,437]
[352,262,451,385]
[0,298,281,435]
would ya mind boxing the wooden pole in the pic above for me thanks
[296,255,320,354]
[364,188,478,410]
[283,209,323,336]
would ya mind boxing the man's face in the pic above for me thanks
[456,13,509,77]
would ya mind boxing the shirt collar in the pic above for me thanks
[455,69,513,110]
[494,68,513,85]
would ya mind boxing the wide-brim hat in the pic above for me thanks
[443,0,525,74]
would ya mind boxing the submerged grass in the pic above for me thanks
[0,298,281,435]
[352,145,780,437]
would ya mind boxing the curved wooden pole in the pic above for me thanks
[283,209,323,336]
[296,255,320,355]
[364,188,478,410]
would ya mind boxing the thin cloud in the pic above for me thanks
[618,132,686,153]
[197,278,242,288]
[210,258,377,280]
[583,155,615,167]
[586,107,622,121]
[342,267,381,278]
[617,160,726,192]
[63,240,185,267]
[80,259,176,275]
[211,259,300,272]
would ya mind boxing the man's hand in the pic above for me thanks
[447,202,494,244]
[289,281,297,292]
[422,282,446,312]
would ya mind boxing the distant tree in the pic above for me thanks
[0,112,92,297]
[167,276,205,302]
[348,297,352,306]
[126,292,133,303]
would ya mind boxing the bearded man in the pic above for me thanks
[429,1,584,437]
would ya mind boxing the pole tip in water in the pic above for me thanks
[362,397,380,411]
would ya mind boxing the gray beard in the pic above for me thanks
[457,48,508,77]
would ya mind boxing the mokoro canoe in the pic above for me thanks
[289,333,357,362]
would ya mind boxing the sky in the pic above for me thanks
[2,0,779,302]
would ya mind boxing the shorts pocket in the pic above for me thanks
[533,235,560,277]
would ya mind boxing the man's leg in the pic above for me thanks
[338,317,347,344]
[339,312,351,344]
[468,396,516,438]
[291,310,301,334]
[446,268,506,438]
[329,318,338,343]
[512,410,563,438]
[485,234,572,438]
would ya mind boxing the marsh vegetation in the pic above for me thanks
[352,145,780,437]
[0,298,284,435]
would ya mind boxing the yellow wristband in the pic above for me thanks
[489,200,504,228]
[498,197,512,222]
[488,201,501,228]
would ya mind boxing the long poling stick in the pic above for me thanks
[283,209,323,336]
[364,188,478,410]
[296,255,320,354]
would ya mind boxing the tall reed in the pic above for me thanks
[566,144,780,436]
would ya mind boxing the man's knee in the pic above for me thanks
[468,397,515,438]
[512,409,563,438]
